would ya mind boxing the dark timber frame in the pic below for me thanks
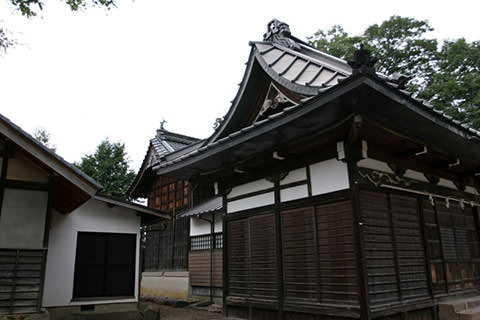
[0,141,56,315]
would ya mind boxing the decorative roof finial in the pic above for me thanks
[160,118,167,130]
[347,43,378,76]
[263,19,301,51]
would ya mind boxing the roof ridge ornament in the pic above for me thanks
[347,43,378,76]
[160,118,167,130]
[263,19,301,51]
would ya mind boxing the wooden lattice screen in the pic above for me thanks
[143,217,189,271]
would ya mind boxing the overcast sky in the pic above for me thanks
[1,0,479,171]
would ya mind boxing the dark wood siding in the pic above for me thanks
[316,201,358,304]
[390,194,429,300]
[361,188,480,309]
[360,190,400,305]
[226,213,277,301]
[143,217,189,271]
[281,207,317,302]
[434,201,480,292]
[189,249,222,287]
[280,201,358,305]
[360,190,430,306]
[0,249,46,315]
[421,198,447,295]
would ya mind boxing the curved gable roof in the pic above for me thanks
[209,24,353,144]
[153,20,480,184]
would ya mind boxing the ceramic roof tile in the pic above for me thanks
[254,42,351,89]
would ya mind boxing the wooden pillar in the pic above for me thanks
[273,178,284,320]
[221,188,229,318]
[344,119,371,319]
[0,141,12,219]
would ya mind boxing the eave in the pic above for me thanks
[94,193,170,224]
[0,113,102,213]
[154,74,480,182]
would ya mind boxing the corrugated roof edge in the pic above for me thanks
[178,196,223,218]
[0,113,102,190]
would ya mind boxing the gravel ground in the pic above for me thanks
[139,300,223,320]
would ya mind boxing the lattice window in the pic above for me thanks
[190,232,223,251]
[215,233,223,249]
[191,234,212,251]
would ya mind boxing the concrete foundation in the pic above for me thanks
[141,272,191,300]
[46,302,138,320]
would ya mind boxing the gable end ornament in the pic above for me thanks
[263,19,301,51]
[347,43,378,77]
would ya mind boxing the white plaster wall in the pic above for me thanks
[227,192,274,213]
[0,189,48,249]
[227,178,273,199]
[42,198,141,307]
[190,213,223,236]
[280,185,309,203]
[310,159,349,196]
[280,168,307,185]
[358,158,480,195]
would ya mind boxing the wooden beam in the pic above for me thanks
[368,145,470,183]
[393,146,427,159]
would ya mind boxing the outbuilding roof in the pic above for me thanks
[0,113,102,213]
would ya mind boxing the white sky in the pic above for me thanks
[1,0,479,171]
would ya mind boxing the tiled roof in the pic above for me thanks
[253,42,350,89]
[154,73,480,174]
[152,20,480,176]
[151,129,200,158]
[126,127,200,197]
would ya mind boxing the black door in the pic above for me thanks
[73,232,136,298]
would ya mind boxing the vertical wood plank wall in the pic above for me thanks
[224,187,480,319]
[281,201,358,305]
[143,218,189,271]
[359,189,480,311]
[189,249,222,288]
[0,249,46,314]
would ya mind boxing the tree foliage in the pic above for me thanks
[419,39,480,128]
[1,0,117,53]
[74,138,135,198]
[308,15,480,129]
[309,16,438,92]
[33,126,56,152]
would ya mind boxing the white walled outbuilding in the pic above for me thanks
[42,198,141,307]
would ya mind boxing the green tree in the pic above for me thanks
[308,25,362,61]
[1,0,116,53]
[33,126,56,152]
[75,138,136,198]
[419,39,480,128]
[308,16,438,92]
[309,16,480,129]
